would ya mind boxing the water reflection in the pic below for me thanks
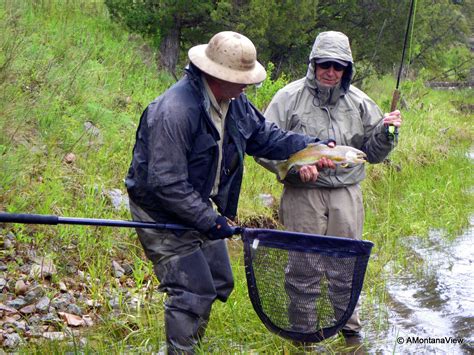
[372,217,473,354]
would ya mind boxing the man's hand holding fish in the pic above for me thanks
[277,142,367,181]
[298,141,337,182]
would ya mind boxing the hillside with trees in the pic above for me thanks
[104,0,472,82]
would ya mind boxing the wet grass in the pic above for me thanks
[0,0,473,353]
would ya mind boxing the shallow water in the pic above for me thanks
[368,217,473,354]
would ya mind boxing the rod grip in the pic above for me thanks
[0,213,59,225]
[390,89,400,112]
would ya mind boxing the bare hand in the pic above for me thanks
[298,165,319,182]
[383,110,402,128]
[326,140,336,148]
[316,156,336,170]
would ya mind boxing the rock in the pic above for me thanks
[108,296,121,310]
[42,331,66,341]
[3,238,13,249]
[14,280,28,296]
[11,320,28,332]
[58,281,67,292]
[65,264,77,275]
[82,315,94,327]
[64,153,76,164]
[0,303,19,314]
[3,332,22,348]
[28,315,42,326]
[122,263,133,276]
[258,193,276,208]
[2,314,21,328]
[0,278,7,290]
[19,304,36,314]
[85,299,101,309]
[112,260,125,278]
[24,285,45,304]
[40,313,61,324]
[58,312,84,327]
[29,258,56,279]
[106,189,129,211]
[19,263,31,274]
[66,303,82,316]
[51,293,74,312]
[6,297,27,310]
[5,232,15,240]
[84,121,101,136]
[35,296,50,313]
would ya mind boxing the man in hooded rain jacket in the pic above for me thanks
[257,31,402,342]
[125,31,335,354]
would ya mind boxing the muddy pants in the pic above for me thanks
[129,200,234,354]
[279,184,364,334]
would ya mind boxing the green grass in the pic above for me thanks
[0,1,473,353]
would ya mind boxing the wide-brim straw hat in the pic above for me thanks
[188,31,267,85]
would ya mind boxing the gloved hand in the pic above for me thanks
[207,216,235,240]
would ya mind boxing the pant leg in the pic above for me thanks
[284,250,323,332]
[326,184,364,332]
[201,239,234,302]
[280,185,364,334]
[156,249,219,354]
[280,186,328,332]
[129,200,234,353]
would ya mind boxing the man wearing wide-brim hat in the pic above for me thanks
[125,31,334,353]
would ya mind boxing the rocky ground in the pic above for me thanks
[0,226,155,350]
[0,191,279,350]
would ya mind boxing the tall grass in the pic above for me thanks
[0,0,473,353]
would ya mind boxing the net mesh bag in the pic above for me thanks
[242,228,373,343]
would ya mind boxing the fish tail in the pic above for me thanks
[276,161,289,180]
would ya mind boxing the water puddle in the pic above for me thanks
[370,217,473,354]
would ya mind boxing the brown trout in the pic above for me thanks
[276,144,367,180]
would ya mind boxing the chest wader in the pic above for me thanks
[155,239,233,354]
[128,200,234,354]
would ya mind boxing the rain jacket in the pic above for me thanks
[260,31,395,188]
[125,63,318,232]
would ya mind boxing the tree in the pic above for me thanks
[211,0,320,78]
[105,0,218,76]
[105,0,471,82]
[315,0,470,82]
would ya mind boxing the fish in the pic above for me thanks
[276,143,367,180]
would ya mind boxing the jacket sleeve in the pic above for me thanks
[253,90,297,176]
[357,94,395,163]
[146,100,218,232]
[244,101,317,160]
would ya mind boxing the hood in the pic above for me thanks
[306,31,354,92]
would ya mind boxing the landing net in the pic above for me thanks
[242,228,373,343]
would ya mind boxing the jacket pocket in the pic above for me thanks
[298,114,328,138]
[188,133,217,190]
[192,133,216,153]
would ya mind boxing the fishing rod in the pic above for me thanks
[0,212,242,234]
[388,0,416,141]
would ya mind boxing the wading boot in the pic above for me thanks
[341,329,366,354]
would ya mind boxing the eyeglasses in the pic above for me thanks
[316,61,346,72]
